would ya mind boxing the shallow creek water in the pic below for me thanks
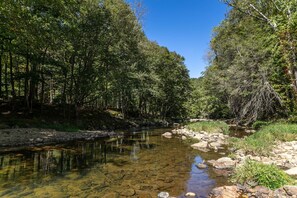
[0,128,230,198]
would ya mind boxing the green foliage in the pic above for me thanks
[198,0,297,123]
[185,78,231,119]
[0,0,191,120]
[232,160,293,190]
[252,121,270,130]
[288,115,297,123]
[232,123,297,155]
[186,121,229,134]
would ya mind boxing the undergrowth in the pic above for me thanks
[186,121,229,135]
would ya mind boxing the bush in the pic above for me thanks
[252,121,270,130]
[186,121,229,134]
[232,160,293,190]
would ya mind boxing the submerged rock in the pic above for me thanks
[195,163,207,169]
[162,132,173,139]
[185,192,196,197]
[158,192,170,198]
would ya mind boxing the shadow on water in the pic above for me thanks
[0,128,230,197]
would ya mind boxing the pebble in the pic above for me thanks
[185,192,196,197]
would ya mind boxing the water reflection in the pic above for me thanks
[0,128,227,197]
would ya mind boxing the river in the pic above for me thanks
[0,128,230,197]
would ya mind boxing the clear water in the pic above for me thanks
[0,128,229,198]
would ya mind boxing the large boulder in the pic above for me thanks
[207,157,237,169]
[285,167,297,176]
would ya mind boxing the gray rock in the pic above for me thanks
[208,157,237,169]
[209,142,222,148]
[36,138,43,143]
[191,141,208,149]
[162,132,172,139]
[283,185,297,196]
[195,163,207,169]
[285,167,297,176]
[185,192,196,197]
[158,192,169,198]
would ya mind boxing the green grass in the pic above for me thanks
[252,121,270,130]
[186,121,229,134]
[232,123,297,155]
[232,160,293,190]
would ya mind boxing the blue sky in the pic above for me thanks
[134,0,228,78]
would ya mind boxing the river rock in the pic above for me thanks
[185,192,196,197]
[162,132,172,139]
[101,192,118,198]
[209,186,240,198]
[158,192,169,198]
[182,136,187,140]
[191,141,208,149]
[285,167,297,175]
[207,157,237,169]
[195,163,207,169]
[120,188,135,196]
[283,185,297,196]
[209,142,222,149]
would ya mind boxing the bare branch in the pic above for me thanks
[248,3,277,30]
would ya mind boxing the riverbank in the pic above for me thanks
[0,128,120,152]
[166,121,297,197]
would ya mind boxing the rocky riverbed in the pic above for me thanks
[235,141,297,171]
[0,128,120,151]
[162,126,297,197]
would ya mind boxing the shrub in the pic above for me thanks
[186,121,229,134]
[232,160,293,190]
[252,121,270,130]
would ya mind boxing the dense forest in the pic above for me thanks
[188,0,297,124]
[3,0,297,126]
[0,0,191,120]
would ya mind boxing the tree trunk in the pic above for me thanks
[69,54,75,104]
[25,51,29,109]
[4,61,8,99]
[9,51,15,99]
[16,57,21,97]
[0,53,2,97]
[62,72,67,118]
[40,70,45,113]
[29,63,36,113]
